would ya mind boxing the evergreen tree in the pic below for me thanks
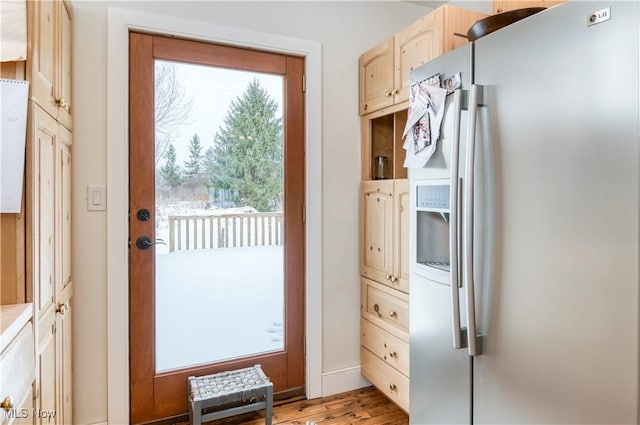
[159,143,182,188]
[183,133,203,180]
[207,79,282,212]
[202,146,216,191]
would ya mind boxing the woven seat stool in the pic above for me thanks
[188,364,273,425]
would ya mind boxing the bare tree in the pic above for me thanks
[155,61,194,165]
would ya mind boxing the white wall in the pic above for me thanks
[72,1,432,424]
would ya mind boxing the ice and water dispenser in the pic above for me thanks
[415,182,451,282]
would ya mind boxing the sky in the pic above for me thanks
[159,59,284,165]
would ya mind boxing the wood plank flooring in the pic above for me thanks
[183,386,409,425]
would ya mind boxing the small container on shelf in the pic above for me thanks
[375,156,389,180]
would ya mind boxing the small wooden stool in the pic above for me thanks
[188,365,273,425]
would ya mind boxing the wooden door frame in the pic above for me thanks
[129,33,305,422]
[106,9,323,424]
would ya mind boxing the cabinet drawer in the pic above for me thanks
[361,347,409,413]
[0,323,34,425]
[361,278,409,340]
[361,319,409,376]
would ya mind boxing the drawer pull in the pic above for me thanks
[1,396,13,412]
[56,301,70,315]
[389,351,397,358]
[373,304,382,317]
[389,384,397,392]
[389,310,398,318]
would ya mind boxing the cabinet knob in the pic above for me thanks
[385,274,392,281]
[364,104,368,111]
[0,396,13,412]
[389,351,397,358]
[393,88,399,95]
[384,90,392,97]
[389,384,397,392]
[56,97,70,112]
[56,302,67,315]
[390,276,398,283]
[389,310,398,318]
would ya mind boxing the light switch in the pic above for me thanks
[87,185,106,211]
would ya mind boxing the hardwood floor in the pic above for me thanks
[184,386,409,425]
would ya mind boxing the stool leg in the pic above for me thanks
[265,386,273,425]
[192,400,202,425]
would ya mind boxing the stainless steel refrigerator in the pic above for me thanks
[408,2,639,423]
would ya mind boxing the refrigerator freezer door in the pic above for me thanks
[410,276,471,424]
[409,45,475,424]
[473,2,639,423]
[409,44,471,182]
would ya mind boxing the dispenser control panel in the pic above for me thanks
[416,184,450,210]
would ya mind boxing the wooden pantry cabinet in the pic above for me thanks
[360,179,409,413]
[27,105,73,425]
[359,4,487,115]
[358,3,486,413]
[4,1,76,423]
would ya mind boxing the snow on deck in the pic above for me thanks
[155,245,284,372]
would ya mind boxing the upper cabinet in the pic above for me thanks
[28,0,72,130]
[359,38,395,115]
[359,5,487,115]
[493,0,564,14]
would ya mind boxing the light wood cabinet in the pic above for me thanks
[359,37,395,115]
[0,305,34,425]
[358,3,487,414]
[361,345,410,413]
[24,1,74,421]
[360,179,409,293]
[359,5,487,115]
[360,179,410,412]
[27,0,72,130]
[493,0,564,14]
[28,103,73,425]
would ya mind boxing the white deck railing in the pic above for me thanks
[168,212,283,252]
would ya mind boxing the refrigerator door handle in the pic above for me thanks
[463,84,482,356]
[449,88,465,350]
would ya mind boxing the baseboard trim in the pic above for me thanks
[321,365,371,397]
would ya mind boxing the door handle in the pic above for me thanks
[450,88,465,350]
[135,236,166,250]
[463,84,482,356]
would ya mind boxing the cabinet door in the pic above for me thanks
[57,129,72,302]
[30,106,58,321]
[36,309,57,425]
[359,37,394,115]
[56,0,72,130]
[393,179,410,293]
[361,180,394,286]
[394,9,444,104]
[57,301,72,425]
[28,0,58,119]
[56,130,73,425]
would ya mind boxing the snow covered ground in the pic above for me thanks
[155,245,284,372]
